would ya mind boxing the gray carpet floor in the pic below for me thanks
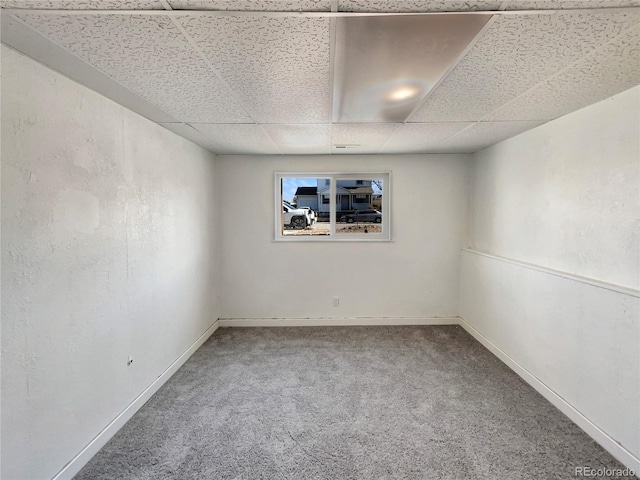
[75,326,634,479]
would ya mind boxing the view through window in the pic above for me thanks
[276,173,390,241]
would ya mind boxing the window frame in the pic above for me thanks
[274,172,391,242]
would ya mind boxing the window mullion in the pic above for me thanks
[329,176,336,236]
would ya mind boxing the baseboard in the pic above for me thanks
[458,317,640,476]
[52,319,220,480]
[218,317,460,327]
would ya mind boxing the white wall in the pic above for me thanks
[1,46,220,480]
[470,87,639,290]
[217,154,471,320]
[4,34,636,479]
[461,86,640,470]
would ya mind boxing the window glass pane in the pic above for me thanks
[336,178,383,235]
[280,177,329,236]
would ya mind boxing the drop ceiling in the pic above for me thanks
[1,0,638,155]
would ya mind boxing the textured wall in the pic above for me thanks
[462,87,640,469]
[1,46,219,480]
[470,86,640,290]
[216,153,471,319]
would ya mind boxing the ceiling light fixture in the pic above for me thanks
[385,82,424,104]
[388,88,417,102]
[333,14,492,123]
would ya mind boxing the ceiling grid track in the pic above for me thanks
[4,7,639,16]
[441,16,640,147]
[257,126,285,155]
[329,0,338,153]
[376,123,403,154]
[165,16,258,125]
[182,121,225,151]
[161,8,284,154]
[157,0,228,150]
[159,0,205,142]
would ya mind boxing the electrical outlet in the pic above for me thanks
[333,297,340,307]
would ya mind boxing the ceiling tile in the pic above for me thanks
[1,0,162,8]
[191,124,281,154]
[381,123,473,153]
[332,124,400,153]
[487,27,640,121]
[338,0,502,12]
[167,0,331,10]
[409,11,639,122]
[178,15,331,124]
[159,123,221,151]
[13,13,253,123]
[502,0,640,9]
[442,121,545,152]
[261,124,332,154]
[6,1,637,157]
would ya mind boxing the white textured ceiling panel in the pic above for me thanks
[409,11,639,123]
[13,13,253,123]
[338,1,502,12]
[179,15,331,124]
[167,0,331,10]
[332,124,399,153]
[159,123,222,151]
[4,1,639,155]
[1,0,162,8]
[441,121,545,152]
[487,27,640,121]
[502,0,640,9]
[1,12,178,122]
[191,124,281,154]
[261,124,331,154]
[381,123,473,153]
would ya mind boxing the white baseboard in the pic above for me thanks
[52,320,220,480]
[458,317,640,476]
[218,317,460,327]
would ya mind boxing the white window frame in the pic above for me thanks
[275,172,391,242]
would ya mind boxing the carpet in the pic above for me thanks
[75,326,634,479]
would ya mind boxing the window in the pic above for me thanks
[275,173,390,241]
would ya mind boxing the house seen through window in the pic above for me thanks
[276,173,390,241]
